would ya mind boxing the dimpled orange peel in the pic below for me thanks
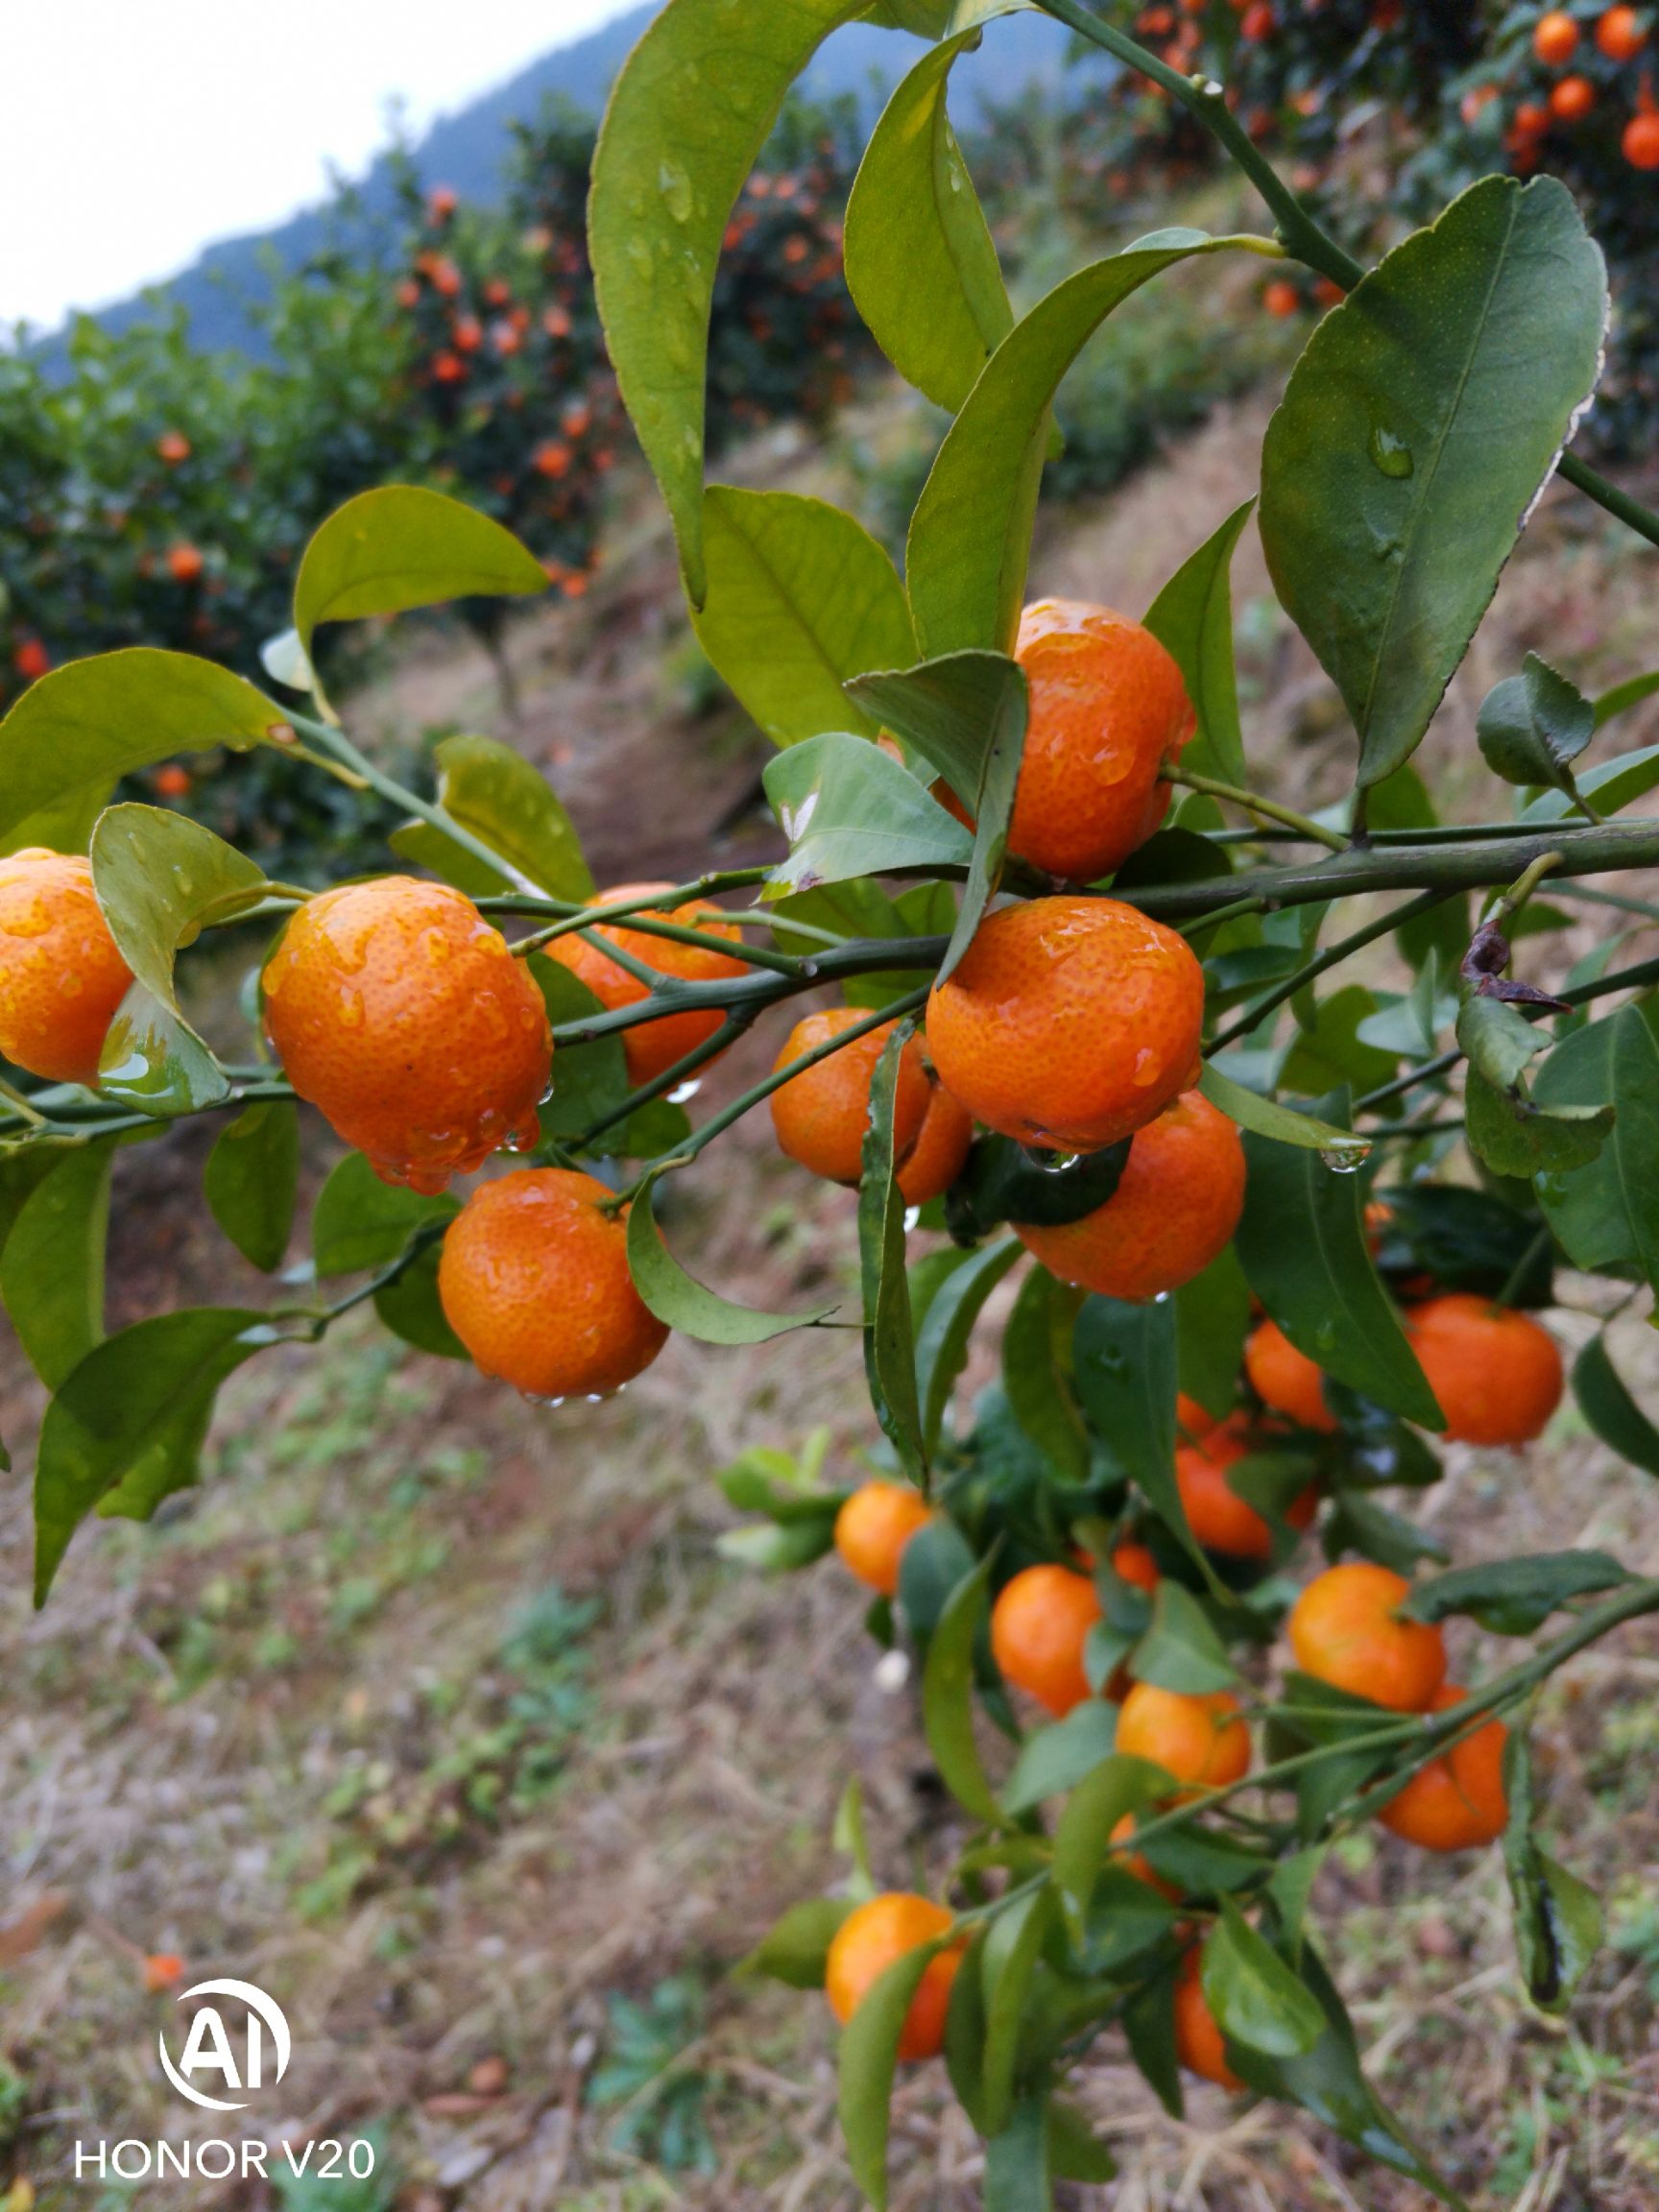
[926,896,1205,1152]
[263,875,551,1193]
[0,847,134,1085]
[545,879,747,1086]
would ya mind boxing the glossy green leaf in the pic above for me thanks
[908,231,1262,655]
[1373,1182,1553,1309]
[1051,1753,1167,1936]
[838,1932,955,2210]
[527,958,632,1141]
[204,1101,299,1273]
[1199,1061,1370,1163]
[1203,1900,1326,2058]
[2,781,114,859]
[1478,655,1594,797]
[845,31,1011,413]
[945,1133,1128,1244]
[1002,1700,1118,1815]
[1465,1065,1614,1179]
[395,733,593,900]
[898,1513,977,1648]
[1143,500,1254,786]
[1072,1294,1221,1590]
[293,486,546,652]
[915,1236,1022,1451]
[99,990,231,1118]
[1003,1266,1088,1482]
[738,1897,854,1989]
[980,1887,1054,2135]
[1237,1123,1441,1428]
[1457,993,1547,1093]
[1262,177,1606,787]
[1405,1551,1627,1636]
[1522,738,1659,825]
[589,0,867,600]
[628,1173,836,1342]
[1503,1733,1601,2015]
[691,490,917,746]
[1533,1006,1659,1284]
[0,649,285,843]
[1573,1334,1659,1478]
[860,1024,927,1480]
[373,1244,469,1359]
[762,733,973,899]
[922,1559,1002,1823]
[1175,1245,1250,1421]
[1130,1581,1238,1695]
[312,1152,459,1277]
[35,1307,270,1602]
[0,1140,113,1386]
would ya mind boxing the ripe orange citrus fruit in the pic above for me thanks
[991,1563,1102,1716]
[1111,1540,1161,1593]
[834,1480,931,1595]
[769,1010,931,1188]
[897,1076,974,1205]
[1404,1294,1562,1446]
[0,848,133,1085]
[1116,1683,1251,1792]
[264,876,550,1192]
[1598,6,1647,59]
[1626,110,1659,167]
[166,542,204,584]
[1263,278,1302,318]
[1177,1391,1217,1439]
[1177,1421,1317,1561]
[1244,1316,1336,1432]
[1012,1088,1243,1300]
[926,897,1205,1153]
[1174,1945,1243,2090]
[1005,599,1195,882]
[825,1893,961,2060]
[1110,1811,1177,1897]
[1377,1687,1508,1852]
[1551,73,1596,120]
[1288,1562,1446,1712]
[1533,8,1580,61]
[437,1167,667,1397]
[545,880,747,1086]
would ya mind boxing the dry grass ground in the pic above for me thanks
[3,370,1659,2212]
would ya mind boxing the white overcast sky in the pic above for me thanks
[0,1,635,331]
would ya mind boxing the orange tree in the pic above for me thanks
[7,1,1659,2200]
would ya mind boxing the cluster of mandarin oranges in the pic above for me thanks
[1507,7,1659,168]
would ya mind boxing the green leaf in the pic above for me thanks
[1456,994,1547,1093]
[1199,1061,1370,1163]
[292,487,546,653]
[0,649,286,844]
[1130,1581,1238,1695]
[834,1775,877,1893]
[1405,1551,1628,1636]
[1522,737,1659,825]
[527,958,632,1141]
[762,733,973,898]
[1175,1245,1250,1422]
[589,0,868,601]
[981,1887,1054,2135]
[1202,1900,1326,2058]
[982,2094,1054,2212]
[312,1151,458,1277]
[1002,1266,1088,1482]
[373,1244,468,1359]
[907,231,1263,655]
[1046,2099,1114,2186]
[1503,1734,1601,2015]
[738,1898,854,1989]
[1593,668,1659,731]
[1050,1753,1167,1936]
[397,733,593,900]
[922,1559,1003,1824]
[898,1514,977,1649]
[860,1024,927,1480]
[1373,1182,1553,1308]
[1001,1700,1118,1815]
[0,1140,113,1386]
[944,1133,1129,1244]
[838,1933,955,2210]
[1533,1006,1659,1285]
[204,1101,299,1273]
[1465,1065,1614,1179]
[1236,1121,1442,1428]
[915,1236,1022,1452]
[1573,1334,1659,1478]
[89,805,267,1115]
[1142,500,1254,786]
[691,490,917,746]
[845,31,1011,413]
[628,1173,836,1343]
[1261,177,1607,788]
[1122,1968,1184,2119]
[1478,655,1594,797]
[34,1308,269,1602]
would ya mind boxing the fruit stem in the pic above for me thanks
[1165,767,1349,854]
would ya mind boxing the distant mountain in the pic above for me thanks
[85,5,1082,357]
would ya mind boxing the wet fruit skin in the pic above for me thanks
[437,1167,668,1397]
[0,848,134,1085]
[1013,1088,1243,1300]
[926,896,1206,1153]
[991,1563,1102,1716]
[1174,1946,1243,2089]
[264,877,551,1193]
[1006,600,1195,883]
[1244,1316,1336,1432]
[1288,1562,1447,1712]
[769,1010,931,1187]
[1377,1687,1508,1852]
[545,880,747,1087]
[897,1078,974,1205]
[1404,1294,1563,1446]
[834,1480,931,1596]
[1177,1421,1317,1561]
[1115,1683,1252,1792]
[825,1894,960,2060]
